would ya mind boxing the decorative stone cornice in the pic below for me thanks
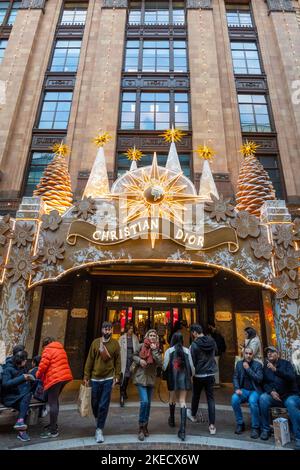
[20,0,46,9]
[102,0,128,8]
[265,0,295,13]
[186,0,212,9]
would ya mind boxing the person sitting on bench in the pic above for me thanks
[1,350,35,442]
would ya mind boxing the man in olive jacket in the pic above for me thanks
[84,322,121,444]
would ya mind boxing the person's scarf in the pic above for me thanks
[139,338,158,365]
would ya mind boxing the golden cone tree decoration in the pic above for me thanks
[236,141,276,217]
[34,143,73,215]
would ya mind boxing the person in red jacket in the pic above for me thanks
[36,337,73,438]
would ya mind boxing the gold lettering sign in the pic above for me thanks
[215,311,232,322]
[71,308,88,319]
[67,218,239,253]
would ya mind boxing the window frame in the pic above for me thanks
[225,5,254,29]
[59,2,88,26]
[230,40,262,76]
[37,90,74,130]
[238,93,273,133]
[128,0,185,26]
[22,151,55,197]
[49,39,82,73]
[0,0,21,27]
[0,38,8,63]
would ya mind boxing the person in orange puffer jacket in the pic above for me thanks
[36,337,73,439]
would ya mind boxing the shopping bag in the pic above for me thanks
[273,417,291,447]
[78,384,93,418]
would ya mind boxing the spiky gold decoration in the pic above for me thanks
[195,145,215,161]
[160,128,186,143]
[125,146,144,162]
[51,142,69,157]
[92,132,112,147]
[34,144,73,215]
[240,140,260,158]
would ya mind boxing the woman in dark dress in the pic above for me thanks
[163,332,195,441]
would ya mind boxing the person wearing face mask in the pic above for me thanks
[84,321,121,444]
[132,329,162,441]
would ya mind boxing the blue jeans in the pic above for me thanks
[137,385,153,425]
[231,389,261,429]
[260,393,300,439]
[14,392,32,421]
[91,379,113,430]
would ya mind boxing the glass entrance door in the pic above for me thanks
[134,307,151,342]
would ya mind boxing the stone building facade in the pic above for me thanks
[0,0,299,380]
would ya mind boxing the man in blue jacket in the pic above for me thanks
[259,346,300,450]
[231,347,263,439]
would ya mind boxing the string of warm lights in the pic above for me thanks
[99,4,116,131]
[279,1,300,77]
[5,4,32,91]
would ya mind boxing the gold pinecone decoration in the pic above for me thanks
[236,141,276,217]
[34,144,73,215]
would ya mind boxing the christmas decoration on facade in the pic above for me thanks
[160,127,186,143]
[230,211,261,239]
[273,224,295,249]
[72,197,97,221]
[33,143,73,215]
[236,140,276,217]
[83,132,111,199]
[275,246,300,281]
[250,236,273,260]
[273,272,299,300]
[6,252,38,283]
[11,223,35,248]
[204,194,235,222]
[125,146,144,171]
[196,145,219,201]
[40,210,62,232]
[39,238,65,265]
[0,214,12,246]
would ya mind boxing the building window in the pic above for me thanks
[117,152,191,177]
[142,40,169,72]
[128,0,185,26]
[0,2,9,24]
[173,40,187,72]
[140,92,170,130]
[226,5,253,28]
[124,40,139,72]
[60,3,87,25]
[258,156,283,199]
[120,92,136,129]
[0,39,8,63]
[238,94,271,132]
[124,39,187,73]
[50,40,82,72]
[7,0,20,25]
[24,152,54,196]
[231,42,261,75]
[38,91,73,130]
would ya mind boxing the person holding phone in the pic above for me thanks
[241,327,263,364]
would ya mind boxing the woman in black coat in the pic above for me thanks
[2,351,34,441]
[163,332,195,441]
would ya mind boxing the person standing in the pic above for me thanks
[259,346,300,450]
[84,322,121,444]
[231,347,263,439]
[188,324,217,435]
[36,337,73,439]
[241,327,263,364]
[132,329,162,441]
[1,350,34,442]
[163,332,194,441]
[119,323,139,407]
[0,339,6,365]
[208,323,226,386]
[291,340,300,393]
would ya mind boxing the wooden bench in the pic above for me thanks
[0,400,46,425]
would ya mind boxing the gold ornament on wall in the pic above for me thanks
[40,238,65,265]
[72,197,97,221]
[6,252,38,283]
[41,210,62,232]
[160,127,186,143]
[33,142,73,215]
[273,224,295,249]
[230,211,260,239]
[0,214,12,246]
[250,236,273,260]
[92,132,112,147]
[11,223,35,248]
[273,272,299,300]
[195,144,215,161]
[204,194,235,222]
[124,146,144,162]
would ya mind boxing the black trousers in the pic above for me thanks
[120,376,130,397]
[191,376,215,425]
[47,381,68,432]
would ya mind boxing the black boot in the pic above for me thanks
[120,394,125,407]
[178,407,187,441]
[168,403,176,427]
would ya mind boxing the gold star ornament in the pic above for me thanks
[51,142,69,157]
[92,131,112,147]
[160,128,186,143]
[240,140,260,157]
[124,146,144,161]
[195,145,215,161]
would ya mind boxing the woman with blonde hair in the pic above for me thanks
[132,329,162,441]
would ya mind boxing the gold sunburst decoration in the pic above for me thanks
[124,146,144,162]
[240,140,260,157]
[195,144,215,161]
[92,131,112,147]
[51,142,69,157]
[160,127,186,143]
[112,153,198,229]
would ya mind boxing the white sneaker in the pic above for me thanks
[187,408,198,423]
[209,424,216,435]
[95,428,104,443]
